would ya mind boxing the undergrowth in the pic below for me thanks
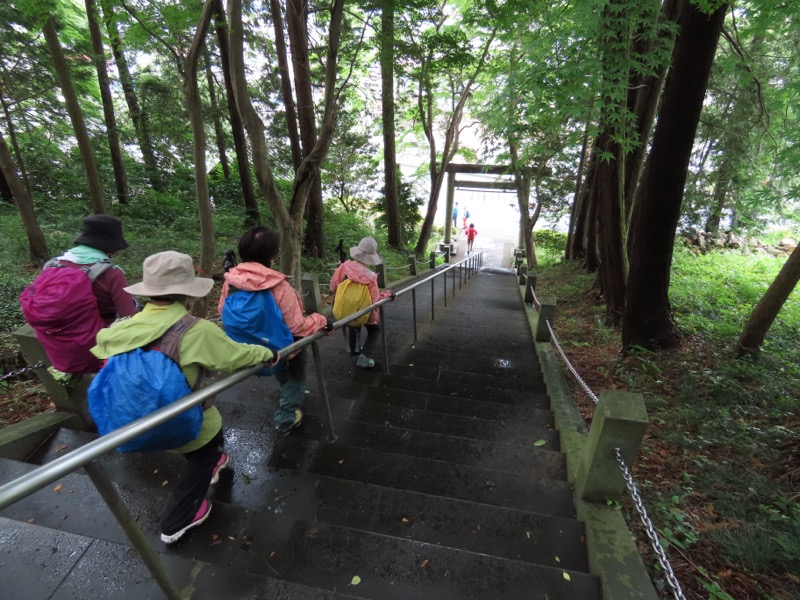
[537,248,800,600]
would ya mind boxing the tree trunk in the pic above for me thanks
[212,0,258,224]
[269,0,302,172]
[43,17,106,215]
[736,246,800,355]
[623,0,684,222]
[101,0,163,191]
[623,1,728,351]
[0,131,49,263]
[0,94,31,193]
[566,125,590,261]
[414,30,496,256]
[184,0,216,317]
[204,45,230,179]
[85,0,128,205]
[380,0,402,248]
[568,144,595,263]
[228,0,344,284]
[594,131,626,325]
[287,0,324,258]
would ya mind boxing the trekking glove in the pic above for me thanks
[323,316,336,333]
[388,290,396,301]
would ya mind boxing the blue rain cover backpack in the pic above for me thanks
[88,315,204,453]
[221,288,293,376]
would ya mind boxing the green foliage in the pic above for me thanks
[374,176,424,248]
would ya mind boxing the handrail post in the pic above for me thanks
[408,255,417,276]
[83,461,182,600]
[411,287,418,341]
[575,391,648,503]
[379,306,389,374]
[443,267,447,307]
[310,340,337,442]
[535,296,556,342]
[430,277,435,321]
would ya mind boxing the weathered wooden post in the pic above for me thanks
[408,255,417,276]
[429,251,436,270]
[524,271,536,304]
[518,264,528,285]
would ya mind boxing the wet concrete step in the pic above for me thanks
[348,371,539,405]
[330,400,559,449]
[269,435,576,519]
[390,345,543,380]
[381,362,543,392]
[0,461,601,599]
[19,432,585,571]
[0,515,361,600]
[351,383,552,423]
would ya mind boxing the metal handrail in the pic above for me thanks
[0,250,484,510]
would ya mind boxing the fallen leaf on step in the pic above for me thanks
[162,480,169,487]
[338,459,344,464]
[420,559,429,569]
[55,444,68,453]
[563,572,571,581]
[402,517,409,523]
[350,575,361,585]
[53,483,63,493]
[533,439,547,447]
[212,534,219,541]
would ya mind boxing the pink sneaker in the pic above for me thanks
[160,499,212,544]
[210,452,229,485]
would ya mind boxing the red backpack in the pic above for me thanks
[20,259,113,374]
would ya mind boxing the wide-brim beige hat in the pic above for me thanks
[350,237,382,266]
[125,251,214,298]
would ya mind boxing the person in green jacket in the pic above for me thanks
[92,251,275,544]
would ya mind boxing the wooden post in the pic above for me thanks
[408,255,417,276]
[443,246,450,263]
[535,296,556,342]
[429,251,436,269]
[518,264,528,285]
[575,391,648,503]
[300,273,321,314]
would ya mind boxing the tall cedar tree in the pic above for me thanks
[623,1,729,350]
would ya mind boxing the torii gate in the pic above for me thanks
[439,163,531,256]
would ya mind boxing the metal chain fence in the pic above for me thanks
[535,304,687,600]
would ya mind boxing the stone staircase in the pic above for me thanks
[0,266,602,599]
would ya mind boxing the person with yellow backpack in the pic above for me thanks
[330,237,395,368]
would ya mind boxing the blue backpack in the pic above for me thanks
[88,315,204,453]
[221,288,293,375]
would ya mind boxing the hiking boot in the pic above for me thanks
[210,452,229,485]
[356,354,375,369]
[160,499,212,544]
[276,409,303,436]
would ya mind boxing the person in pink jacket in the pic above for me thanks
[218,226,331,435]
[329,237,394,369]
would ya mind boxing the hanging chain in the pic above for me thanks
[545,319,599,404]
[1,361,45,382]
[615,448,688,600]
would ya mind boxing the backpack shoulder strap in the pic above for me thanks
[157,314,199,363]
[83,260,114,282]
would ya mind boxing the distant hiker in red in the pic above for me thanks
[466,223,478,253]
[20,215,136,378]
[329,237,394,369]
